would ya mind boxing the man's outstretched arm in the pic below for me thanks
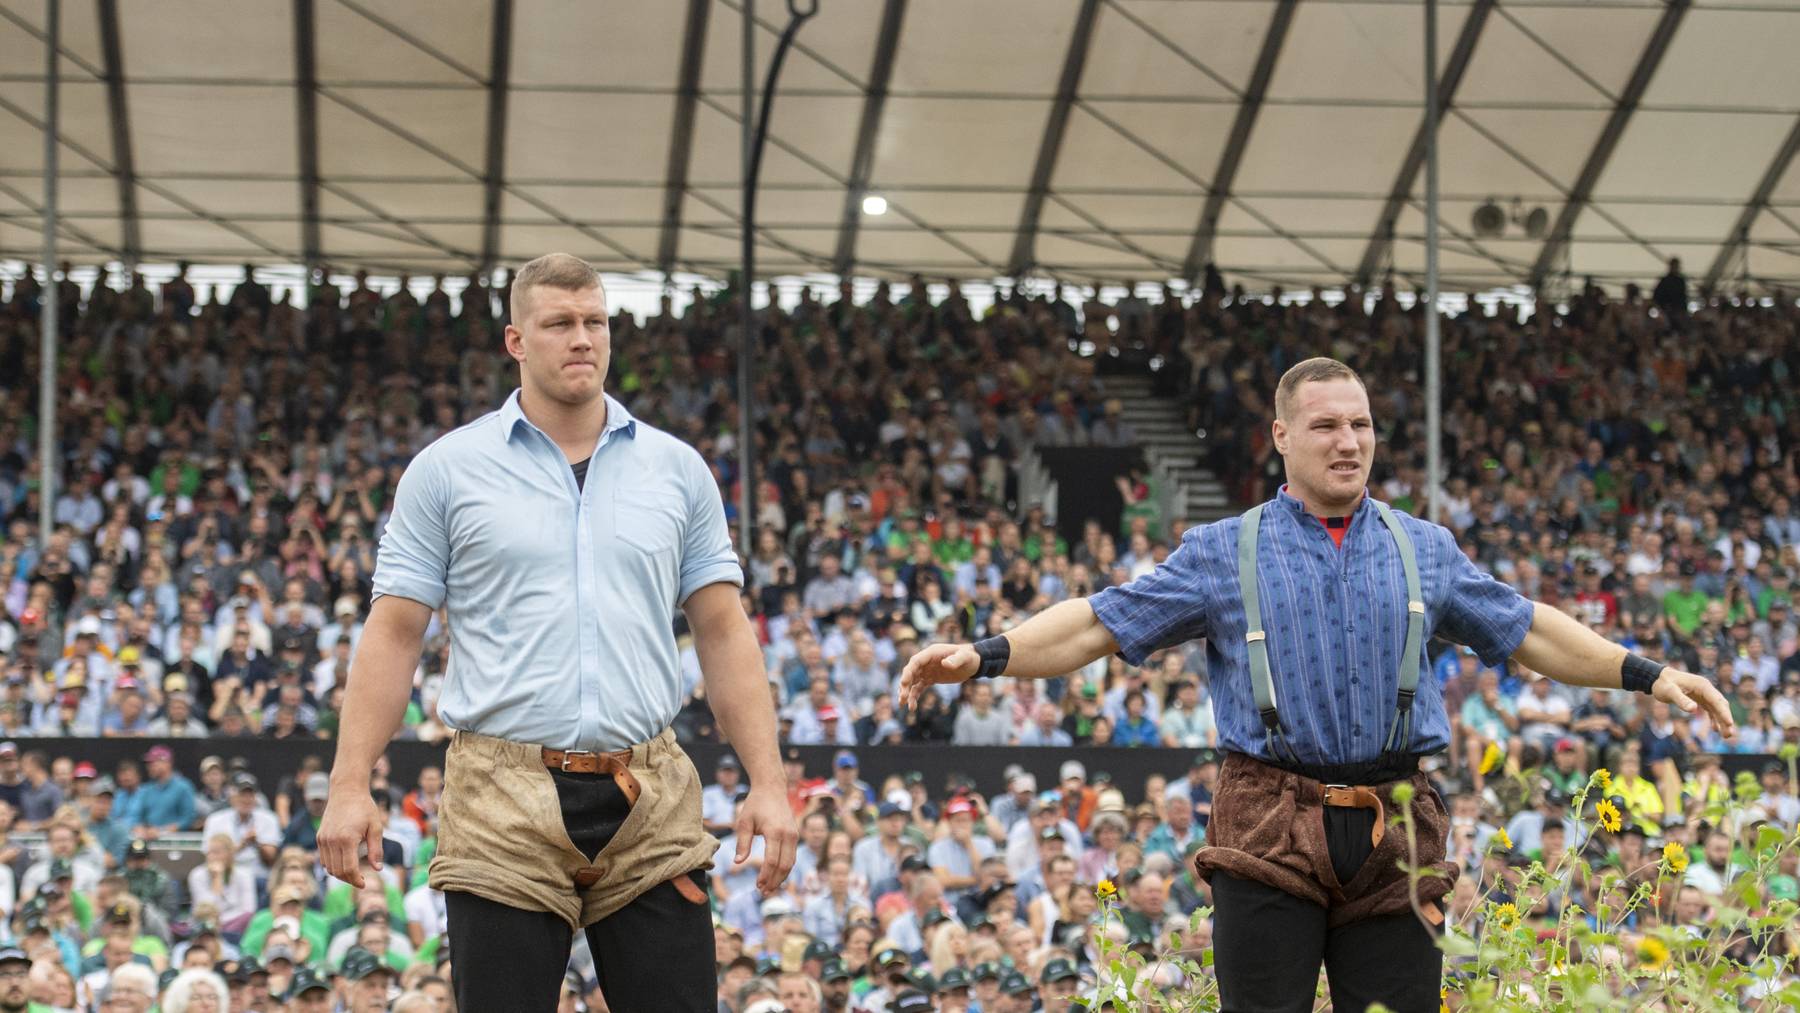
[898,598,1118,710]
[1510,601,1734,736]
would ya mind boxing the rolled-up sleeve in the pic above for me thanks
[677,448,744,606]
[372,448,451,610]
[1430,526,1534,667]
[1088,525,1215,666]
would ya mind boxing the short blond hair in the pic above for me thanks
[1274,357,1365,421]
[510,252,601,323]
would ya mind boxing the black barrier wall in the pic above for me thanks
[1036,447,1134,546]
[10,738,1786,807]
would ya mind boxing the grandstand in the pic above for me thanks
[3,1,1800,1011]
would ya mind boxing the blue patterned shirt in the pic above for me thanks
[1089,488,1533,765]
[373,389,743,752]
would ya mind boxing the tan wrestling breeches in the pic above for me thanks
[428,727,718,930]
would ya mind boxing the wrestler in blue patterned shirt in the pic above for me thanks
[1085,481,1535,765]
[900,356,1733,1012]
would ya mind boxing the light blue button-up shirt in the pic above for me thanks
[372,388,743,751]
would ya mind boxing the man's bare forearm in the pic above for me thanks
[995,599,1120,679]
[693,594,785,790]
[330,597,430,790]
[1510,602,1628,689]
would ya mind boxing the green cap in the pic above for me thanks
[971,961,1002,982]
[936,967,971,992]
[1001,970,1034,995]
[1039,957,1079,984]
[820,958,851,983]
[339,948,391,982]
[904,968,936,993]
[285,967,331,998]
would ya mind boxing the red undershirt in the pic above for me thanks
[1317,513,1351,549]
[1286,486,1365,550]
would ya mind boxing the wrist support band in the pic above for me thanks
[1621,652,1664,695]
[973,636,1010,679]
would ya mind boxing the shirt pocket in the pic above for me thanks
[615,491,685,555]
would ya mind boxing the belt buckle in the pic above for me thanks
[561,750,594,772]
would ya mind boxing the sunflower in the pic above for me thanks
[1479,741,1504,776]
[1490,902,1519,932]
[1490,828,1513,852]
[1637,936,1670,970]
[1662,842,1689,876]
[1096,879,1117,901]
[1595,799,1622,833]
[1593,768,1612,793]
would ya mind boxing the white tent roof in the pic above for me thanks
[2,0,1798,292]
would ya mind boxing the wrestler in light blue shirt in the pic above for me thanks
[372,388,743,752]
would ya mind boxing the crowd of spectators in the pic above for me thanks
[0,259,1797,1007]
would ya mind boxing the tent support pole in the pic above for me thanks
[39,0,61,550]
[1424,0,1442,524]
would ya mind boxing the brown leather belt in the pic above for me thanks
[1319,781,1444,924]
[542,747,712,905]
[1320,784,1386,849]
[542,746,631,775]
[543,747,646,890]
[541,748,641,803]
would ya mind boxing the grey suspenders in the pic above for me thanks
[1236,504,1293,763]
[1236,499,1425,763]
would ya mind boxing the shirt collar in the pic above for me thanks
[499,388,638,445]
[1275,484,1369,522]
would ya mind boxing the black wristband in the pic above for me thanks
[1621,652,1664,695]
[973,636,1011,679]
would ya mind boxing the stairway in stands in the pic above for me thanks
[1106,374,1238,529]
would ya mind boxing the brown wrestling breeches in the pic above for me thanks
[1193,752,1455,928]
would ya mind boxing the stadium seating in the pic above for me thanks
[2,266,1798,1007]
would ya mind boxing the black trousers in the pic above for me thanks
[1211,807,1441,1013]
[445,768,715,1012]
